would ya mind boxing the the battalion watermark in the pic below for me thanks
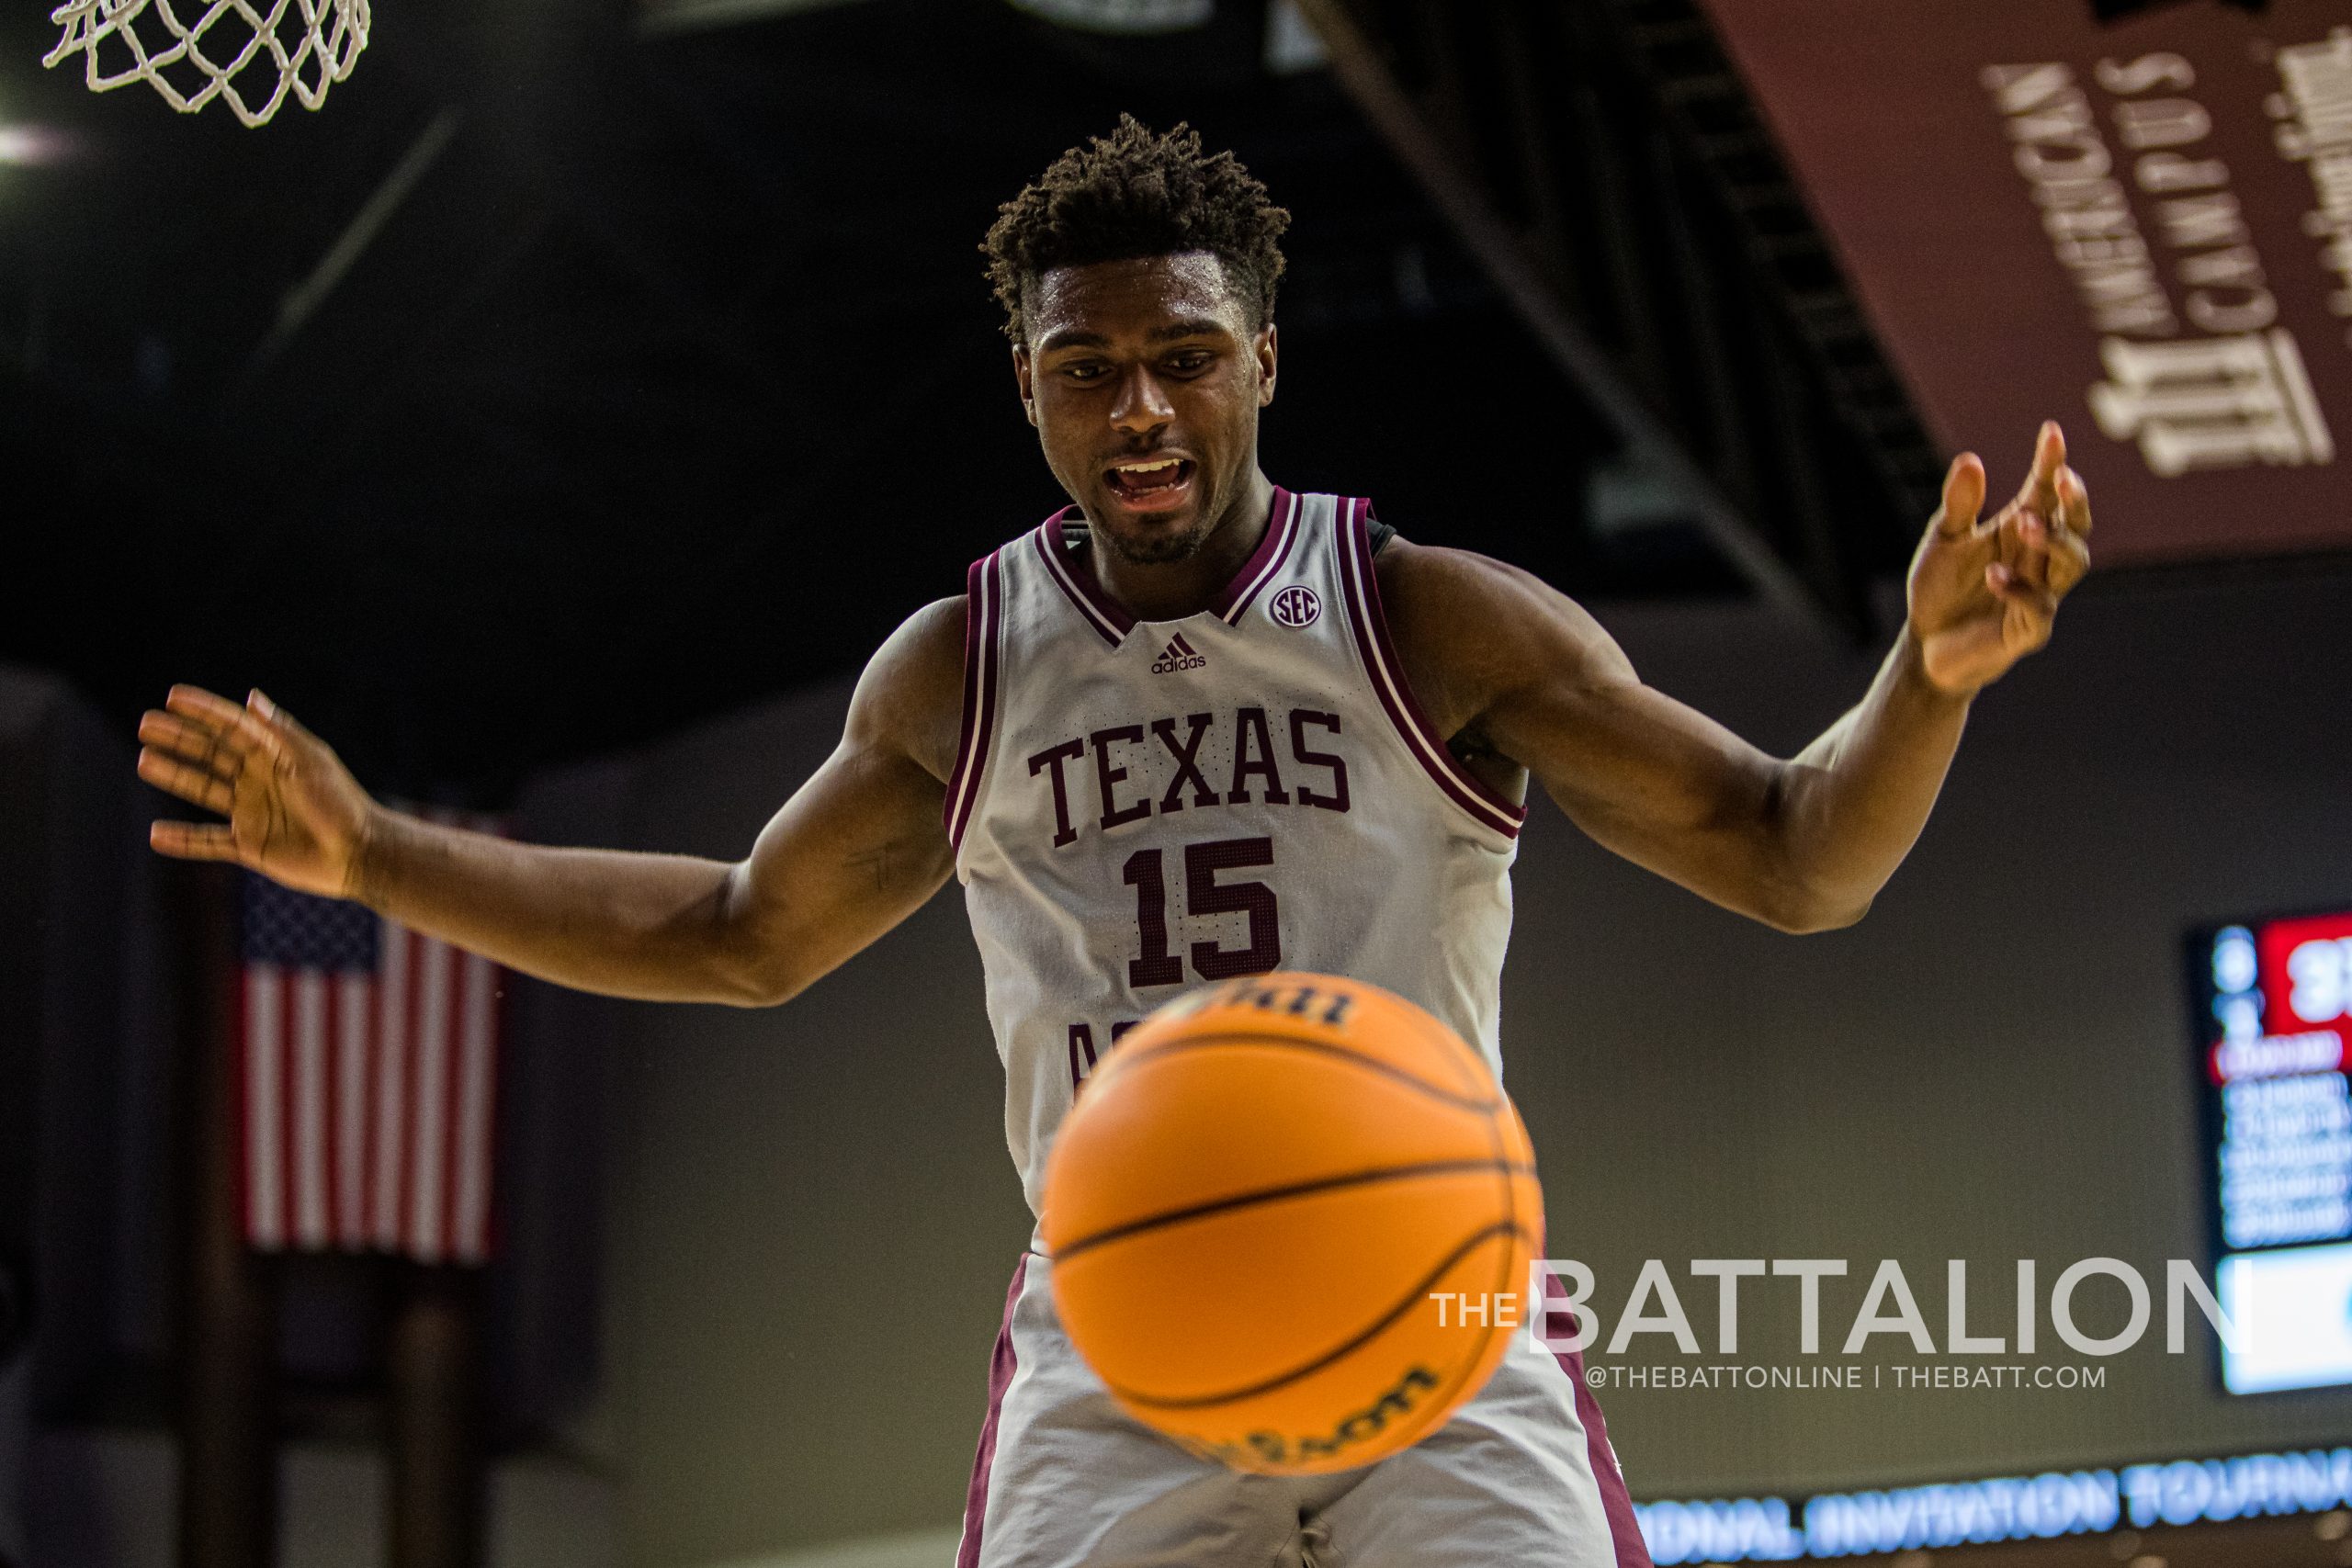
[1427,1258,2251,1392]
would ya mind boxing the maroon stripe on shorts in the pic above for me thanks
[1543,1275,1654,1568]
[956,1254,1029,1568]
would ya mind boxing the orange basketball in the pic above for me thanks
[1040,971,1544,1476]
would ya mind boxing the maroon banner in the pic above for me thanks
[1699,0,2351,565]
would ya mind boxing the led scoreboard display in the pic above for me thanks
[2191,909,2352,1393]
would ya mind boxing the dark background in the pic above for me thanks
[0,0,1765,804]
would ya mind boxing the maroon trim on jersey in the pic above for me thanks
[1542,1274,1657,1568]
[945,550,1004,852]
[1210,486,1298,624]
[1034,511,1133,647]
[1032,489,1302,644]
[956,1254,1028,1568]
[1336,497,1527,840]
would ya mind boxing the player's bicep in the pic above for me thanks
[728,738,954,999]
[1461,566,1792,912]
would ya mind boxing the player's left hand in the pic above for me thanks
[1905,420,2092,697]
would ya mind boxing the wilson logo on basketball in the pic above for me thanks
[1150,633,1207,674]
[1269,584,1320,628]
[1192,1365,1440,1471]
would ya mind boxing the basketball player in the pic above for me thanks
[136,119,2091,1566]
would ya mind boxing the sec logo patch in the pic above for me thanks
[1270,584,1321,628]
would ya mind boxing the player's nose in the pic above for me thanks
[1108,365,1174,436]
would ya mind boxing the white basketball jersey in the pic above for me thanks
[947,489,1526,1215]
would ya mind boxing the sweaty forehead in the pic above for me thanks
[1026,252,1247,345]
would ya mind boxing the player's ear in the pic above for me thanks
[1012,341,1038,428]
[1255,321,1277,409]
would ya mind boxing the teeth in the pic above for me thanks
[1115,459,1182,477]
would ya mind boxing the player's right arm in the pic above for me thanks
[137,597,967,1008]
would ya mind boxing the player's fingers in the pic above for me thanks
[2007,507,2054,593]
[2045,525,2092,600]
[148,819,242,862]
[159,689,254,760]
[162,687,260,762]
[165,683,286,763]
[164,683,244,727]
[1987,566,2058,647]
[1937,453,1985,538]
[251,689,322,747]
[137,748,236,815]
[253,689,344,759]
[2017,421,2066,518]
[138,711,242,777]
[152,700,267,784]
[2058,466,2093,538]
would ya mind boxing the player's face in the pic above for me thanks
[1013,252,1277,567]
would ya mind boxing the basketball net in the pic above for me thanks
[44,0,370,129]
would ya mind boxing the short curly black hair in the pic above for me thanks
[982,116,1292,343]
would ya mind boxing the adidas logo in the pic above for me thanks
[1150,632,1208,674]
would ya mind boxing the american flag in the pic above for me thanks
[236,816,506,1265]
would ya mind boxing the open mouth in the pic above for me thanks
[1104,456,1196,507]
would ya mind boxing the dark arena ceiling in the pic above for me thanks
[0,0,1931,800]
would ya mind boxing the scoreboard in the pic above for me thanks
[2191,910,2352,1393]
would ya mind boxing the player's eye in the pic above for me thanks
[1164,352,1213,375]
[1060,360,1111,382]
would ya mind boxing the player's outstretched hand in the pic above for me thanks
[1905,420,2093,697]
[137,685,379,900]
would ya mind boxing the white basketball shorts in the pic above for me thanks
[956,1251,1653,1568]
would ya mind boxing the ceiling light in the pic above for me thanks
[1004,0,1213,35]
[0,127,71,166]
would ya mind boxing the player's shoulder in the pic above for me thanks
[847,593,967,784]
[1373,535,1541,615]
[1371,536,1627,733]
[1374,535,1612,653]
